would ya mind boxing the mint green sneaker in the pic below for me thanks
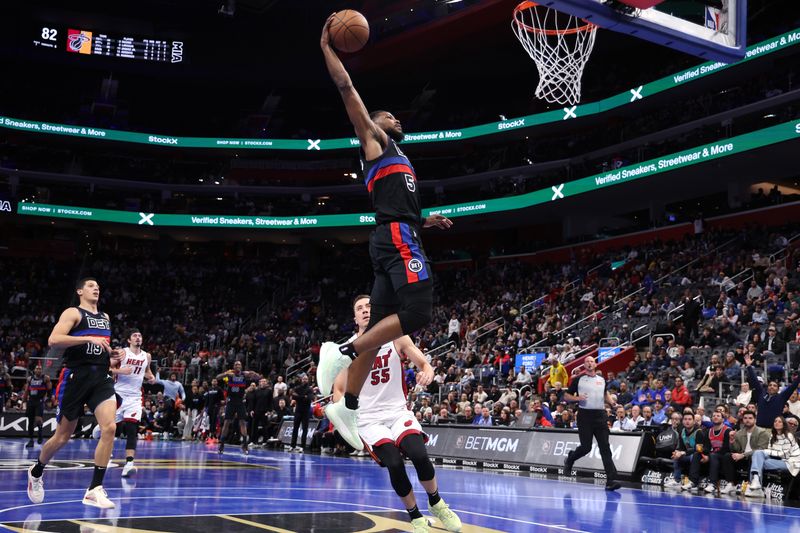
[411,516,430,533]
[429,499,462,532]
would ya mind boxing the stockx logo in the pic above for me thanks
[138,212,154,225]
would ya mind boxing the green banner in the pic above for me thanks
[2,29,799,151]
[17,119,800,228]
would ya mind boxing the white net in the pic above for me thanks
[512,1,597,106]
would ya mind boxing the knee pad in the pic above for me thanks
[374,443,413,497]
[396,281,433,334]
[125,421,139,450]
[399,434,435,481]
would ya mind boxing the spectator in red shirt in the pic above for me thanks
[671,376,692,411]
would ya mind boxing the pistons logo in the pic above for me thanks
[404,173,416,192]
[408,259,423,273]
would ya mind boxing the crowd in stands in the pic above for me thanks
[2,222,800,489]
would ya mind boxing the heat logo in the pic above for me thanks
[67,29,93,54]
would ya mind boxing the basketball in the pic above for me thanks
[329,9,369,53]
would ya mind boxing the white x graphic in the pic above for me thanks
[563,106,577,120]
[138,213,154,225]
[630,85,643,102]
[551,183,565,200]
[307,139,321,150]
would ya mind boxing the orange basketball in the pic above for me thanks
[329,9,369,53]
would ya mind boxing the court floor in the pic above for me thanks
[1,438,800,532]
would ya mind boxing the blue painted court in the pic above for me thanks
[2,438,800,532]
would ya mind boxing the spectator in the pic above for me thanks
[617,381,633,406]
[273,375,288,400]
[547,356,569,390]
[664,410,710,491]
[473,407,493,426]
[746,416,800,497]
[727,410,769,483]
[735,382,752,407]
[156,371,186,402]
[611,406,636,431]
[788,391,800,418]
[763,325,786,358]
[745,353,800,428]
[652,400,667,425]
[704,411,736,494]
[671,377,692,412]
[629,405,644,426]
[514,365,533,387]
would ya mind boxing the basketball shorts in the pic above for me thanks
[55,366,118,423]
[116,394,144,423]
[26,401,44,418]
[224,402,247,421]
[358,409,423,449]
[369,222,431,297]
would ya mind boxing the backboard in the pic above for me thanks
[540,0,747,62]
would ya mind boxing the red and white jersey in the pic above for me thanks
[358,339,408,419]
[114,347,149,398]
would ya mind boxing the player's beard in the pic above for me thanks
[388,127,404,142]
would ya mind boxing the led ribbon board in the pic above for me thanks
[16,118,800,228]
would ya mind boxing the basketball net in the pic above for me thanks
[512,1,597,106]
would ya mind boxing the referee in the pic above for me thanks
[562,356,621,491]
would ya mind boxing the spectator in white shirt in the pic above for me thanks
[447,313,460,347]
[747,280,764,301]
[612,406,637,431]
[788,391,800,418]
[514,366,533,387]
[735,382,752,407]
[273,375,288,398]
[629,405,645,426]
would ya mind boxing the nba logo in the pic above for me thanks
[705,7,720,31]
[67,29,93,54]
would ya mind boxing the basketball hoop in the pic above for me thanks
[512,1,598,106]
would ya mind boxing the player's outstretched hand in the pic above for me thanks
[321,12,336,48]
[423,214,453,230]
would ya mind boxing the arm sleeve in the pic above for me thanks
[567,377,580,396]
[747,366,764,397]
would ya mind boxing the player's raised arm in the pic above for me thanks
[321,13,386,159]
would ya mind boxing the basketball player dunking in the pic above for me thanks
[318,13,453,450]
[329,295,461,533]
[110,328,155,477]
[23,365,51,448]
[27,277,124,509]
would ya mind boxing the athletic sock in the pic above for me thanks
[427,489,441,506]
[407,505,423,520]
[344,392,359,410]
[89,466,107,490]
[31,459,45,478]
[339,343,358,361]
[126,456,134,463]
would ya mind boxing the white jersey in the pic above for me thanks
[114,347,149,399]
[358,339,408,419]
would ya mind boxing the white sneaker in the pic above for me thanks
[704,482,717,493]
[293,447,304,453]
[27,465,44,504]
[317,342,352,395]
[681,480,697,491]
[749,474,762,490]
[745,485,765,497]
[663,477,680,490]
[82,486,115,509]
[719,481,737,495]
[121,462,136,478]
[325,399,362,451]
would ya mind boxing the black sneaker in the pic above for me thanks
[37,438,43,445]
[563,452,574,473]
[605,480,622,491]
[25,440,34,448]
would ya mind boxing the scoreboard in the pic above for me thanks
[32,25,184,64]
